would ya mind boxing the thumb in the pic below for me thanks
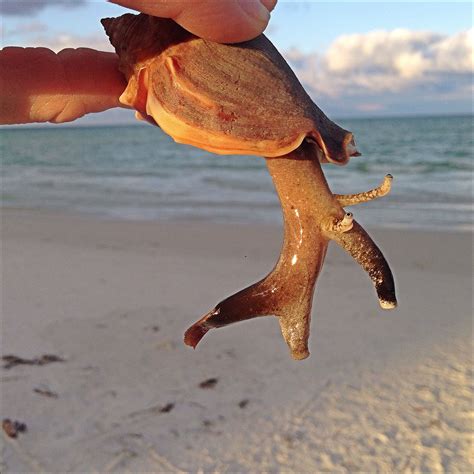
[108,0,277,43]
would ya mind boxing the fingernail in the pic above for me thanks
[237,0,271,25]
[107,0,126,7]
[260,0,277,12]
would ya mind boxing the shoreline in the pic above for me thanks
[2,207,472,471]
[3,114,472,235]
[2,205,473,234]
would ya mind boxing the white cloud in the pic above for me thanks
[2,22,470,119]
[2,16,114,52]
[5,21,49,37]
[355,102,385,113]
[432,29,473,73]
[27,32,114,52]
[286,28,473,112]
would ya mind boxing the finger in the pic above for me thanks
[0,47,127,124]
[108,0,277,43]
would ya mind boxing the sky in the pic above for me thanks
[1,1,472,122]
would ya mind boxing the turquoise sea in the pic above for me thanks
[1,115,472,231]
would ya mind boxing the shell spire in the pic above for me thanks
[101,14,141,55]
[102,14,189,79]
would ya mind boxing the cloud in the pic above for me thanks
[1,19,112,52]
[5,21,49,37]
[0,0,86,16]
[2,16,113,52]
[26,32,114,52]
[286,28,473,115]
[355,103,385,113]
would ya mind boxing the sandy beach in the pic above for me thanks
[1,208,472,472]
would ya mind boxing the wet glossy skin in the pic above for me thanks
[103,13,397,360]
[185,142,396,359]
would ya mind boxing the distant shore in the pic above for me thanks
[2,208,472,472]
[2,112,472,130]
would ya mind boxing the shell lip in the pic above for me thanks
[307,131,361,165]
[345,134,361,157]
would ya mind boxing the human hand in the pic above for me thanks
[0,0,277,125]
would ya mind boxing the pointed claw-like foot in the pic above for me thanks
[184,231,328,360]
[184,276,317,360]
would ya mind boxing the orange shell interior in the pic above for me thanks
[119,66,307,158]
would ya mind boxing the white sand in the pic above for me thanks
[1,209,472,472]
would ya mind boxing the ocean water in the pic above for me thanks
[1,115,472,231]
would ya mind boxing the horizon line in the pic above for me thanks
[1,112,472,131]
